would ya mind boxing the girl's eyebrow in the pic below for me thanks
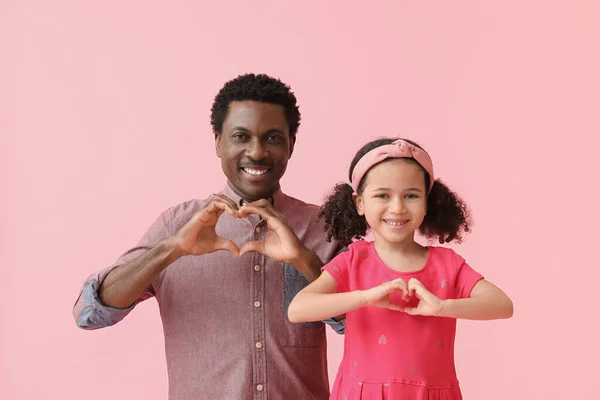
[371,187,423,192]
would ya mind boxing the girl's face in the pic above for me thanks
[353,159,428,246]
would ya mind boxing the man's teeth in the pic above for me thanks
[243,167,269,176]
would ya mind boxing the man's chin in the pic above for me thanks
[232,180,278,201]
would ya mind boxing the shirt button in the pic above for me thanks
[255,341,263,349]
[254,301,261,308]
[254,264,261,272]
[256,226,262,233]
[256,384,264,391]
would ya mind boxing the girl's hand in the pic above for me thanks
[362,278,410,310]
[401,278,443,316]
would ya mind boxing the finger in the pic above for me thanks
[211,194,239,209]
[203,200,239,219]
[401,307,421,316]
[409,284,426,300]
[238,204,275,220]
[239,240,266,257]
[244,198,273,209]
[239,205,287,232]
[213,237,240,256]
[213,195,241,214]
[408,278,426,289]
[378,283,408,301]
[386,303,404,311]
[408,278,425,294]
[240,199,285,219]
[391,278,409,299]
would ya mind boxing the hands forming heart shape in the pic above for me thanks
[169,194,305,264]
[364,278,444,317]
[170,195,443,317]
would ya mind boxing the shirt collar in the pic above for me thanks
[221,182,286,209]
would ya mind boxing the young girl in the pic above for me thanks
[288,138,513,400]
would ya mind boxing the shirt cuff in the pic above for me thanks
[75,279,135,330]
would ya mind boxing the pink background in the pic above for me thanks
[1,1,599,399]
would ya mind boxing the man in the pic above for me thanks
[73,73,345,400]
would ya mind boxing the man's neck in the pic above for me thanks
[226,182,280,205]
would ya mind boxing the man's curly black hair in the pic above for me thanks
[210,73,301,137]
[318,137,472,246]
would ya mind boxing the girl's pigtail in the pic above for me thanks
[419,179,472,243]
[318,183,368,245]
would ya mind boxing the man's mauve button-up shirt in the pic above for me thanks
[73,184,346,400]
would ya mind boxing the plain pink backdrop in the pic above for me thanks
[1,1,599,399]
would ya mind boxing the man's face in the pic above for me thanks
[215,101,295,201]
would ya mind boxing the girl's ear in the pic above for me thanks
[352,192,365,216]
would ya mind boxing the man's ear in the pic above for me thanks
[214,132,221,158]
[288,135,296,159]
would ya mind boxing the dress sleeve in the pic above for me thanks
[452,251,484,299]
[321,245,354,293]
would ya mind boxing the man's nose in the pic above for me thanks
[246,139,268,160]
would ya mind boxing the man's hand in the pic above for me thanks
[237,199,304,263]
[170,194,241,256]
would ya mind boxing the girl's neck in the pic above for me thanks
[372,236,428,273]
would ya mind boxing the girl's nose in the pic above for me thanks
[389,198,406,214]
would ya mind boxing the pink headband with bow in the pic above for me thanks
[351,139,435,192]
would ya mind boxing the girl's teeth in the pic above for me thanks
[385,220,405,226]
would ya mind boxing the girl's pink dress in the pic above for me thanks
[322,241,483,400]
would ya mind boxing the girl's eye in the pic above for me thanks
[375,194,389,199]
[405,193,419,200]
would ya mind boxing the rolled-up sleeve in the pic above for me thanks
[72,210,172,330]
[320,242,348,335]
[323,317,346,335]
[74,270,135,330]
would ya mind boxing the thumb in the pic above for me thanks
[401,307,421,316]
[239,240,265,257]
[213,237,240,256]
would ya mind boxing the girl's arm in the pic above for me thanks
[403,278,514,320]
[288,272,409,323]
[439,279,513,320]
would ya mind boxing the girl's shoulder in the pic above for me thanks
[427,246,467,270]
[347,240,372,252]
[336,240,374,267]
[347,240,375,260]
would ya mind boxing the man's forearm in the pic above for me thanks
[99,238,185,308]
[289,247,345,321]
[289,247,323,283]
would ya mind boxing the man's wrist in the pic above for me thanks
[288,246,322,282]
[160,237,187,264]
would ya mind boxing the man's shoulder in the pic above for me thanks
[161,196,212,227]
[279,192,320,216]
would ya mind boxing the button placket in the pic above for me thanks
[251,248,266,399]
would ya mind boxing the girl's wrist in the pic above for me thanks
[437,299,452,318]
[355,290,369,308]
